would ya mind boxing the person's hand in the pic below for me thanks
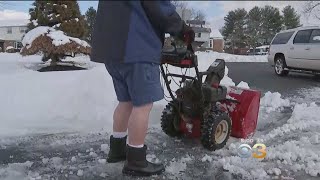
[182,24,195,45]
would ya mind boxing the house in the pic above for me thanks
[209,29,224,53]
[0,20,28,52]
[186,20,211,51]
[173,9,225,52]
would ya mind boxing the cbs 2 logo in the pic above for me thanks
[237,143,267,159]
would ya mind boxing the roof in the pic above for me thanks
[0,19,29,27]
[210,29,223,39]
[186,20,205,25]
[191,26,211,33]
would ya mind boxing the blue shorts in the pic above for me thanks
[105,62,164,106]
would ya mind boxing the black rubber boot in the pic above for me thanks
[107,135,127,163]
[122,145,165,176]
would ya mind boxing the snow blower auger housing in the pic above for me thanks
[160,41,261,151]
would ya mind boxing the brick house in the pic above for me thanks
[0,20,28,52]
[209,29,224,53]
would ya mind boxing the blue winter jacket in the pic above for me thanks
[90,1,184,64]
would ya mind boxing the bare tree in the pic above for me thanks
[171,1,188,10]
[303,1,320,20]
[190,8,206,21]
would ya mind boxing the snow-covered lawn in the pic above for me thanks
[196,51,268,62]
[0,52,319,179]
[0,52,259,137]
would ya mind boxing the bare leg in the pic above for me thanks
[127,103,153,146]
[107,102,132,163]
[113,102,133,133]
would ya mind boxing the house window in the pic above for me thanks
[19,27,26,33]
[7,27,12,34]
[197,33,201,38]
[209,39,213,48]
[14,41,23,49]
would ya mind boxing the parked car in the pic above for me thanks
[247,45,269,55]
[268,26,320,76]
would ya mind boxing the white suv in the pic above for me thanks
[268,26,320,76]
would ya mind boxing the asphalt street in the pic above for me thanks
[226,62,320,96]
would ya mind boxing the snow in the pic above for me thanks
[201,154,213,162]
[210,29,223,39]
[98,159,106,164]
[256,45,269,49]
[0,52,319,179]
[196,51,268,62]
[22,26,90,49]
[236,81,250,89]
[21,26,51,48]
[260,91,291,113]
[0,161,33,180]
[100,144,109,153]
[77,169,83,176]
[5,46,14,51]
[53,23,61,28]
[166,155,193,177]
[32,20,38,26]
[0,53,115,137]
[267,168,281,175]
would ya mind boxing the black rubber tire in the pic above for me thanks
[160,102,182,137]
[274,57,289,76]
[200,108,232,151]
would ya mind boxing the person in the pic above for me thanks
[90,1,195,177]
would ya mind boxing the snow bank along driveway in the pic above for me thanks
[0,53,319,180]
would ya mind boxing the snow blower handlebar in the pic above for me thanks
[160,41,203,101]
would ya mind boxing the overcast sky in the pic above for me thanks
[0,1,318,31]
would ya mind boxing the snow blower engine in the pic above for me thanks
[160,41,261,151]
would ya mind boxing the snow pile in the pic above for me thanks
[22,26,90,49]
[260,91,291,113]
[220,66,236,87]
[6,46,14,51]
[218,156,269,180]
[267,140,320,177]
[0,161,34,180]
[237,81,250,89]
[265,102,320,141]
[196,51,268,62]
[213,102,320,178]
[0,53,115,137]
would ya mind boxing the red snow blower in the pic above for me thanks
[160,41,261,151]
